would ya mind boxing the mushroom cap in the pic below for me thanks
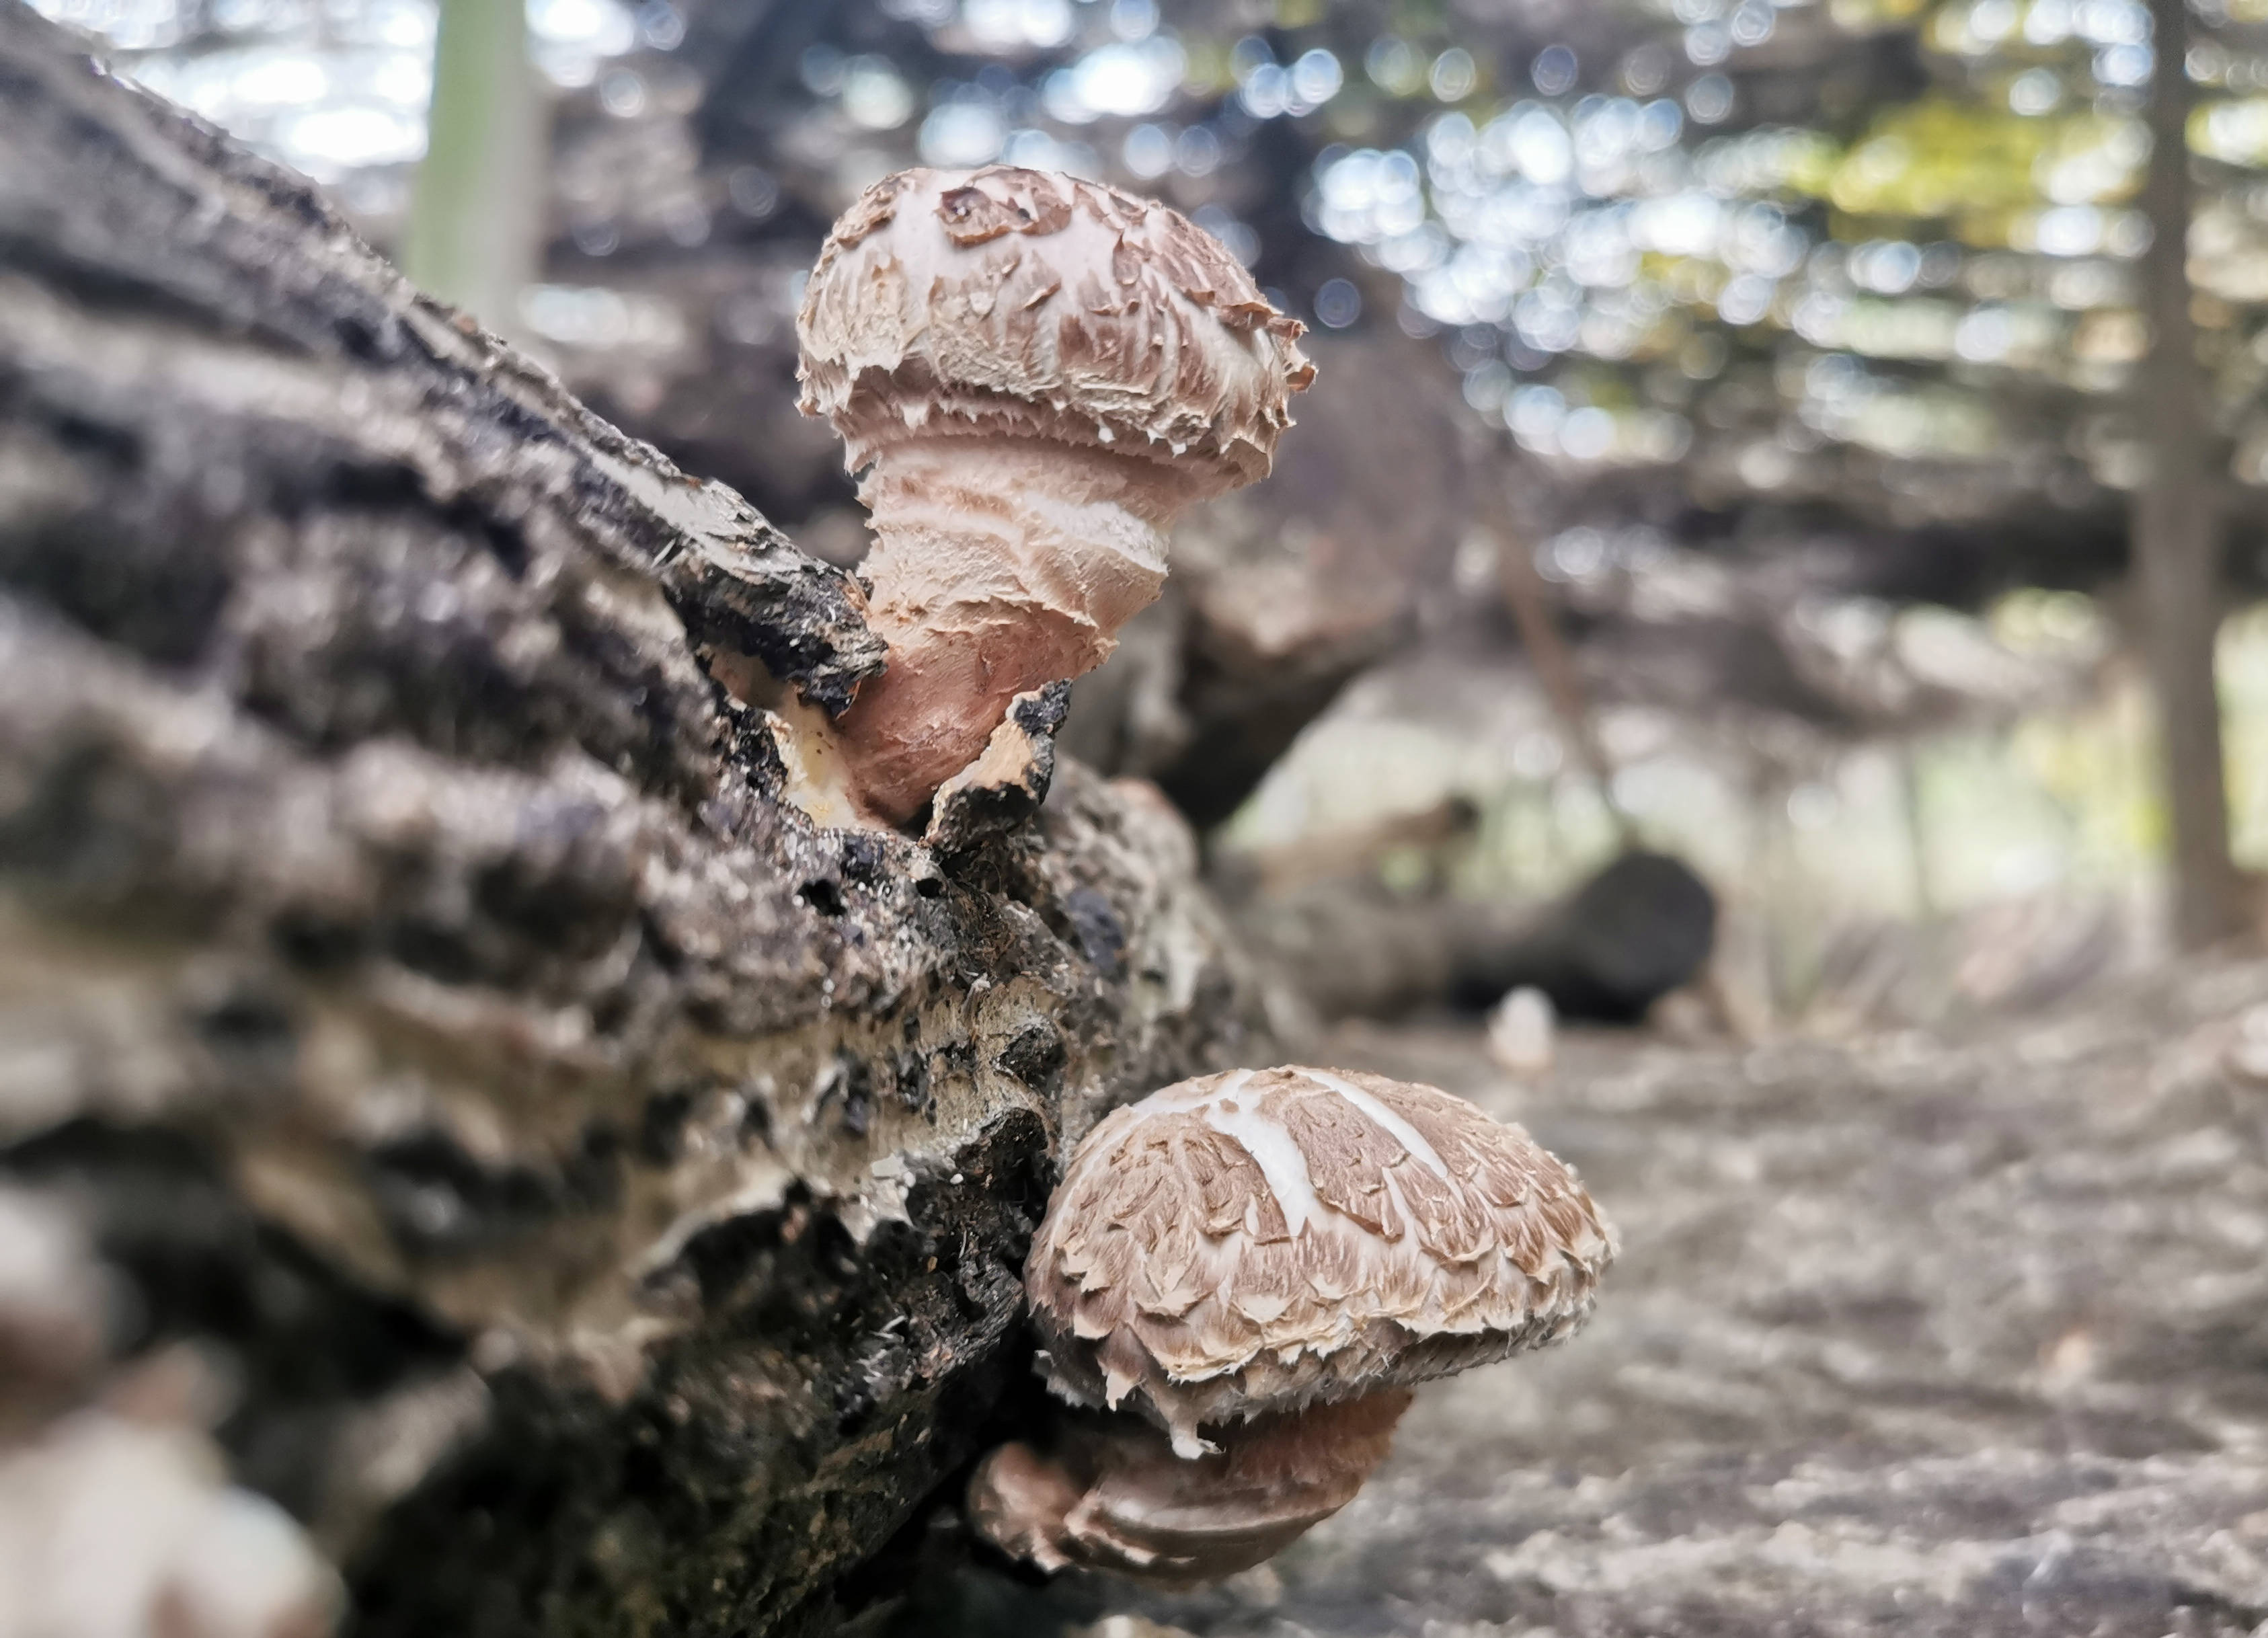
[796,165,1315,495]
[1025,1066,1616,1453]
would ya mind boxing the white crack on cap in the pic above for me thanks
[795,165,1315,496]
[1025,1065,1616,1457]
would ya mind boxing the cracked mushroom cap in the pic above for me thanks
[1026,1066,1615,1455]
[796,165,1315,494]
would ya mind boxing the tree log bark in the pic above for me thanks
[0,8,1271,1634]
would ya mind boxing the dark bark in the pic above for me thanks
[2136,0,2247,949]
[0,7,1270,1634]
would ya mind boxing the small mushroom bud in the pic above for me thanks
[970,1065,1616,1586]
[795,165,1313,825]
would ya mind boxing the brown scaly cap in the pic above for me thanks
[1025,1066,1616,1455]
[796,166,1315,494]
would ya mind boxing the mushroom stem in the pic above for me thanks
[792,167,1312,828]
[832,435,1181,824]
[967,1389,1413,1588]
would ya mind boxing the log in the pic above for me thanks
[0,9,1270,1634]
[1447,851,1719,1023]
[1239,852,1717,1024]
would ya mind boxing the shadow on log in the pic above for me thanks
[0,9,1269,1635]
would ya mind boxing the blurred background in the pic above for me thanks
[32,0,2268,1040]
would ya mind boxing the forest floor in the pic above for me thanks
[918,951,2268,1637]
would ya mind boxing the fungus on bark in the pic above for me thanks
[968,1065,1615,1586]
[789,165,1314,828]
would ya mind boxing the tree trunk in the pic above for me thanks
[2137,0,2247,948]
[0,7,1271,1635]
[403,0,547,338]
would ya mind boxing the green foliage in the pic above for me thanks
[1817,98,2140,230]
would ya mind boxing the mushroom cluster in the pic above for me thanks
[787,165,1314,828]
[970,1064,1614,1586]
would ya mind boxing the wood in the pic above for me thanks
[1237,852,1717,1023]
[403,0,545,336]
[0,9,1270,1634]
[2136,0,2247,949]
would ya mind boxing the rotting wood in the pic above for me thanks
[0,8,1272,1633]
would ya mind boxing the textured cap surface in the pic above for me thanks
[1026,1066,1615,1453]
[796,166,1314,491]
